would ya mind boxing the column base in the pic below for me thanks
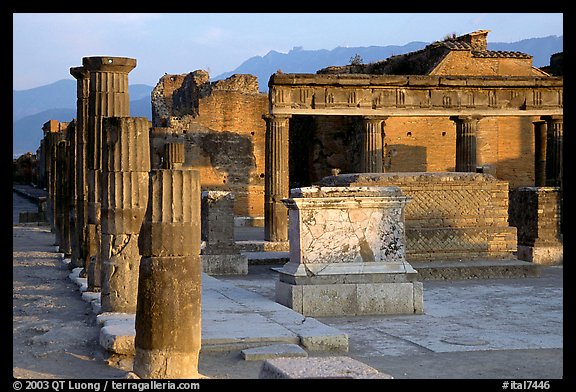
[132,347,200,379]
[517,244,563,265]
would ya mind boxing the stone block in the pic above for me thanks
[276,281,423,317]
[259,356,393,379]
[241,344,308,361]
[201,254,248,275]
[517,245,563,265]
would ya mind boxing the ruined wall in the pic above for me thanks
[150,73,267,218]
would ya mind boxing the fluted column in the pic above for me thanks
[451,116,480,172]
[360,116,386,173]
[56,139,71,256]
[82,56,136,291]
[100,117,150,313]
[70,66,90,273]
[263,114,291,242]
[533,120,547,187]
[134,159,201,378]
[542,116,563,187]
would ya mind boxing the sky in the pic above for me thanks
[12,13,563,91]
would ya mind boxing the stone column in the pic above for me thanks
[134,164,202,379]
[360,116,386,173]
[451,116,480,172]
[263,114,291,242]
[67,118,80,268]
[533,120,547,187]
[56,139,72,256]
[83,56,136,291]
[542,116,563,187]
[201,191,248,275]
[70,66,90,274]
[100,117,150,313]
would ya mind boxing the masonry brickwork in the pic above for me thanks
[150,72,268,219]
[319,173,517,262]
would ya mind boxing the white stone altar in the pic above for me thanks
[276,186,423,316]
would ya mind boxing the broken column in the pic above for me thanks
[100,117,150,313]
[276,186,423,316]
[83,56,136,291]
[133,150,202,378]
[201,190,248,275]
[509,187,563,265]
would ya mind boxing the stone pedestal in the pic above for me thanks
[201,191,248,275]
[100,117,150,313]
[133,168,202,379]
[509,187,563,265]
[276,186,423,316]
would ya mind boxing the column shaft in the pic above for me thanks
[533,120,547,187]
[71,67,90,273]
[360,117,385,173]
[82,56,136,291]
[543,116,563,187]
[452,116,479,172]
[263,115,290,242]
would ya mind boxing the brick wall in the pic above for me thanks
[431,51,535,76]
[150,73,268,218]
[318,172,517,261]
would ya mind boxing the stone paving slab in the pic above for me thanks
[68,268,348,355]
[241,343,308,361]
[259,356,393,379]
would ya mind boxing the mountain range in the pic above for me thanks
[13,35,563,158]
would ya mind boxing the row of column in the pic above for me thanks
[42,56,202,378]
[262,114,564,242]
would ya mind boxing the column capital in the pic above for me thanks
[362,115,388,122]
[70,66,89,80]
[82,56,137,73]
[540,115,563,123]
[262,114,292,122]
[449,115,482,123]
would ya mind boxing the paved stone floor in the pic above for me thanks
[13,188,565,383]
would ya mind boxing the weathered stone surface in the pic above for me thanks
[101,117,152,173]
[133,167,202,379]
[139,170,201,257]
[277,185,422,316]
[241,344,308,361]
[259,356,393,379]
[133,255,202,378]
[201,254,248,275]
[509,186,562,265]
[319,172,518,262]
[100,233,142,313]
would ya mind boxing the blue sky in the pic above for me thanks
[12,13,563,91]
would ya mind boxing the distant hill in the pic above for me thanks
[213,35,563,91]
[13,35,562,158]
[13,83,154,158]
